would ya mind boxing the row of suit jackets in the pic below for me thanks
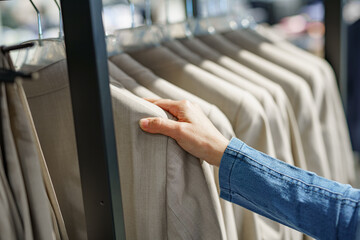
[20,24,355,240]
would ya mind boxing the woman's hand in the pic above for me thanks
[139,99,229,166]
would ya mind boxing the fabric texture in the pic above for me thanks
[179,37,307,170]
[219,137,360,240]
[129,46,275,157]
[20,84,68,240]
[223,29,347,184]
[111,85,223,240]
[162,40,294,165]
[255,24,355,185]
[108,58,238,240]
[23,59,224,240]
[0,52,55,240]
[197,34,331,179]
[127,46,301,240]
[23,60,87,240]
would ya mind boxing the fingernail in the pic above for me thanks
[139,119,149,129]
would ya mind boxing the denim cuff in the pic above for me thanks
[219,137,245,201]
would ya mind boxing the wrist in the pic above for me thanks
[208,137,229,167]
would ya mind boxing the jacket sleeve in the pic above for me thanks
[219,137,360,240]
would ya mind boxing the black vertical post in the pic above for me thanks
[324,0,348,106]
[60,0,126,239]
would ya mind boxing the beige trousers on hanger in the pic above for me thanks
[0,52,56,240]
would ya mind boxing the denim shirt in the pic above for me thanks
[219,138,360,240]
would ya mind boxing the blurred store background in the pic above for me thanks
[1,0,360,157]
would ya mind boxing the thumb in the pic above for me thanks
[139,117,180,138]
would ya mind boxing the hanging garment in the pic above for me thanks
[0,52,56,240]
[21,85,69,240]
[128,46,276,157]
[126,46,298,240]
[109,56,234,141]
[108,59,238,240]
[0,85,23,240]
[161,39,302,240]
[23,59,224,240]
[111,84,224,240]
[196,34,331,179]
[224,29,326,110]
[177,37,307,170]
[250,25,356,185]
[22,60,87,240]
[222,29,347,183]
[162,39,294,165]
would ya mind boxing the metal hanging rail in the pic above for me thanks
[60,0,126,239]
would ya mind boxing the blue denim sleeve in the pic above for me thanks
[219,137,360,240]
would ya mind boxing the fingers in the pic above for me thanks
[139,117,180,138]
[144,98,192,118]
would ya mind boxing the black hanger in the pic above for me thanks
[0,68,35,83]
[0,43,36,83]
[1,42,35,54]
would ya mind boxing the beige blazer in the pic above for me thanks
[129,46,276,157]
[162,40,294,165]
[108,59,237,240]
[255,25,355,185]
[127,46,300,240]
[197,34,331,179]
[223,30,346,183]
[178,37,307,170]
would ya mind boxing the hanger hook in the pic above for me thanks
[127,0,135,28]
[185,0,194,19]
[29,0,43,40]
[144,0,152,26]
[165,0,169,23]
[53,0,63,38]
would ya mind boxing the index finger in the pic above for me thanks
[144,98,184,117]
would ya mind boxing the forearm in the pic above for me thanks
[219,138,360,240]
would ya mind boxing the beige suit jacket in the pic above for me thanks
[127,46,300,240]
[178,37,307,170]
[162,40,294,165]
[255,25,355,185]
[223,30,345,183]
[197,34,331,179]
[129,46,276,157]
[108,59,237,240]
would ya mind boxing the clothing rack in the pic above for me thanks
[57,0,346,239]
[60,0,125,239]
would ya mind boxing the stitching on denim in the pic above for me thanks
[227,156,237,203]
[221,186,258,207]
[224,139,245,202]
[225,147,360,206]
